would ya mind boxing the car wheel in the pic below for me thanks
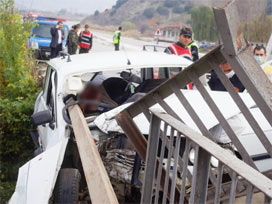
[53,168,81,204]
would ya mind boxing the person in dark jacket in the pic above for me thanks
[208,62,245,92]
[50,21,64,58]
[67,24,80,55]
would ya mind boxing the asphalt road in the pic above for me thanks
[66,21,172,52]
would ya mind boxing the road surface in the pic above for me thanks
[66,21,172,52]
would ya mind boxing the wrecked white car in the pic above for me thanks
[9,51,193,204]
[9,50,272,204]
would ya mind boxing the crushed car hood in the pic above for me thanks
[94,90,256,135]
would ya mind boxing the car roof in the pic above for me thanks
[36,20,69,27]
[48,51,192,77]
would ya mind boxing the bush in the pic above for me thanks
[164,0,178,8]
[121,21,136,30]
[156,6,169,16]
[140,24,149,34]
[0,0,41,202]
[172,6,184,14]
[184,2,193,13]
[143,8,155,19]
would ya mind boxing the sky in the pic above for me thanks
[14,0,117,15]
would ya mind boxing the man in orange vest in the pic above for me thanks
[78,24,93,54]
[165,27,192,61]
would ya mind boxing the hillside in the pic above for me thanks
[81,0,193,35]
[81,0,268,36]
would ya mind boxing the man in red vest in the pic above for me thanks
[165,27,192,61]
[78,24,93,54]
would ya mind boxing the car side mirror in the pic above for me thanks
[30,110,53,126]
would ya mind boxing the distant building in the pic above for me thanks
[153,24,187,43]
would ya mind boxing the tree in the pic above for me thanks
[164,0,178,8]
[184,2,193,13]
[0,0,40,202]
[112,0,128,9]
[244,14,272,42]
[266,0,272,15]
[143,8,155,19]
[172,6,184,14]
[156,6,169,16]
[190,6,219,41]
[94,10,99,16]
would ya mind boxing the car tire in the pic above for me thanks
[53,168,81,204]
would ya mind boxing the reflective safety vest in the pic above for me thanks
[168,43,192,60]
[187,41,199,49]
[187,41,199,61]
[79,31,92,49]
[113,30,121,44]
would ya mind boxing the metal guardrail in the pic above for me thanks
[116,0,272,203]
[141,110,272,204]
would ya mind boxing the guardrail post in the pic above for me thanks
[194,147,211,203]
[141,114,161,204]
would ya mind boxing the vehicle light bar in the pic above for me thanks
[36,16,66,22]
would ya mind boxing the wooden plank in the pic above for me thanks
[68,103,118,204]
[151,110,272,199]
[115,110,148,160]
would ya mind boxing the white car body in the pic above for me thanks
[10,51,272,204]
[10,51,192,204]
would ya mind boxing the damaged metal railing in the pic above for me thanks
[141,110,272,204]
[116,0,272,203]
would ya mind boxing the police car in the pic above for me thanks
[28,14,69,59]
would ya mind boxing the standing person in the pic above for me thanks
[187,35,199,62]
[78,24,93,54]
[113,26,122,51]
[50,21,64,59]
[253,45,272,81]
[165,27,192,60]
[67,24,80,55]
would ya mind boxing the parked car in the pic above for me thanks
[28,16,69,59]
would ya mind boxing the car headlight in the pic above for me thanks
[31,41,39,49]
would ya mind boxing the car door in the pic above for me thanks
[36,66,58,150]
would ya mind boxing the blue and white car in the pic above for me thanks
[29,16,69,59]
